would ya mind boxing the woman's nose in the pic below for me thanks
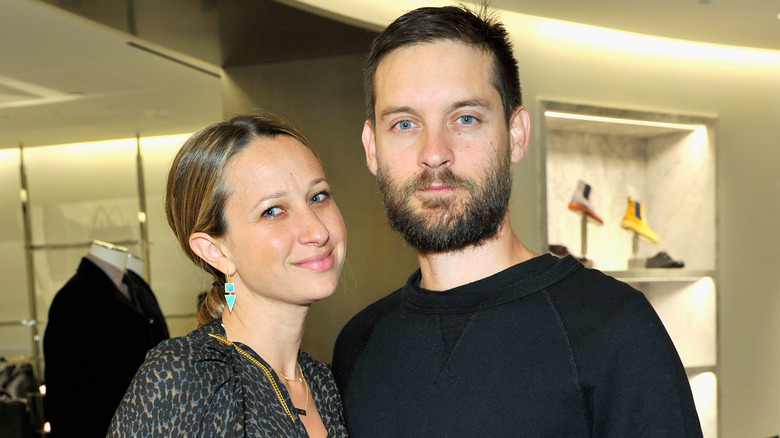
[298,207,329,246]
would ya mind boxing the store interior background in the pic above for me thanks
[1,0,779,436]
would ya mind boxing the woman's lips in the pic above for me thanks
[295,250,334,271]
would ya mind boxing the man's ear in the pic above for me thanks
[362,120,379,176]
[509,105,531,163]
[189,232,232,274]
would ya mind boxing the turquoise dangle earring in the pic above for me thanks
[225,273,236,312]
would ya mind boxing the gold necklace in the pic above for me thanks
[295,374,310,416]
[279,364,304,383]
[212,325,311,417]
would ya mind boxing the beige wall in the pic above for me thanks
[221,22,780,436]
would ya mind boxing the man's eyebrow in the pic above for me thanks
[446,99,492,113]
[379,99,492,120]
[379,106,418,120]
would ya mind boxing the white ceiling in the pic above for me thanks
[0,0,224,149]
[1,0,778,149]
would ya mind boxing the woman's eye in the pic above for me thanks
[262,206,283,217]
[310,190,331,204]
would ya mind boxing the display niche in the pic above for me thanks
[541,101,718,437]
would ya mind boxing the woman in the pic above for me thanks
[109,113,347,437]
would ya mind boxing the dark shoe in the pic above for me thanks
[646,251,684,268]
[549,244,590,265]
[548,244,571,257]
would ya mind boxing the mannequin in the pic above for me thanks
[125,253,144,277]
[86,240,129,299]
[43,240,169,437]
[88,240,128,271]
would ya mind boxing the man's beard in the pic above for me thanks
[376,147,513,254]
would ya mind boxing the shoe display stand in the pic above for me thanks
[578,213,594,268]
[627,233,644,269]
[541,101,718,437]
[579,213,588,259]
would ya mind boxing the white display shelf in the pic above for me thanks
[607,269,715,283]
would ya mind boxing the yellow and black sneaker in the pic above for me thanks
[621,197,659,243]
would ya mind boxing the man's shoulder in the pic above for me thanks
[548,264,643,300]
[546,265,662,335]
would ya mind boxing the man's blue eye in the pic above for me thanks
[396,120,413,130]
[459,115,475,125]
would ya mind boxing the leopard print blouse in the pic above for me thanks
[108,318,347,437]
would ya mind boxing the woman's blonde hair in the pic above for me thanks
[165,113,320,326]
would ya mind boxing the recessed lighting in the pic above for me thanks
[544,111,703,131]
[538,20,780,63]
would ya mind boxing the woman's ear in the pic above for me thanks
[189,232,232,274]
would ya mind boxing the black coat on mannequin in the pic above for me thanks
[43,257,169,437]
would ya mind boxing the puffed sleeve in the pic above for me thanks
[107,336,245,437]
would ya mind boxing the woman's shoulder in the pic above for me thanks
[143,320,234,375]
[118,320,238,413]
[110,320,243,436]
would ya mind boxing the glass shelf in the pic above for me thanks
[605,269,715,282]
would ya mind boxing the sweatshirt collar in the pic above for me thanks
[401,254,582,314]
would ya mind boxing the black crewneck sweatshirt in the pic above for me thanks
[332,254,702,437]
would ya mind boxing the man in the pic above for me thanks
[332,4,703,437]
